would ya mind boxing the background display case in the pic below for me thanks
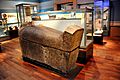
[94,0,103,31]
[93,0,104,43]
[54,0,77,10]
[0,13,18,41]
[93,0,110,43]
[16,3,38,27]
[94,0,110,35]
[0,15,8,38]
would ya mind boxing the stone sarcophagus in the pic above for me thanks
[19,24,83,73]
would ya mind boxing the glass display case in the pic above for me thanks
[54,0,76,10]
[93,0,104,43]
[0,13,18,40]
[103,0,110,36]
[0,13,8,38]
[94,0,109,35]
[93,0,110,43]
[32,9,94,48]
[94,0,103,32]
[16,3,38,27]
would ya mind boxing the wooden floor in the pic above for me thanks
[0,37,120,80]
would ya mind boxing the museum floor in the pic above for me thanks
[0,37,120,80]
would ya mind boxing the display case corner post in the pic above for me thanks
[16,5,19,27]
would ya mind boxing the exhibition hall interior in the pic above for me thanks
[0,0,120,80]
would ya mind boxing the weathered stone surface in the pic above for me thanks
[19,25,83,52]
[19,24,83,73]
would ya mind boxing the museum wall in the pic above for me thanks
[110,0,120,37]
[39,0,54,12]
[110,0,120,26]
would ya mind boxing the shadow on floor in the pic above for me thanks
[22,56,84,80]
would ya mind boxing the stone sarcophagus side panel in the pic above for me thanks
[19,24,83,73]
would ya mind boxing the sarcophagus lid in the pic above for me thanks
[19,25,83,52]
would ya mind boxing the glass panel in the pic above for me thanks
[94,0,103,32]
[103,7,109,35]
[16,4,38,27]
